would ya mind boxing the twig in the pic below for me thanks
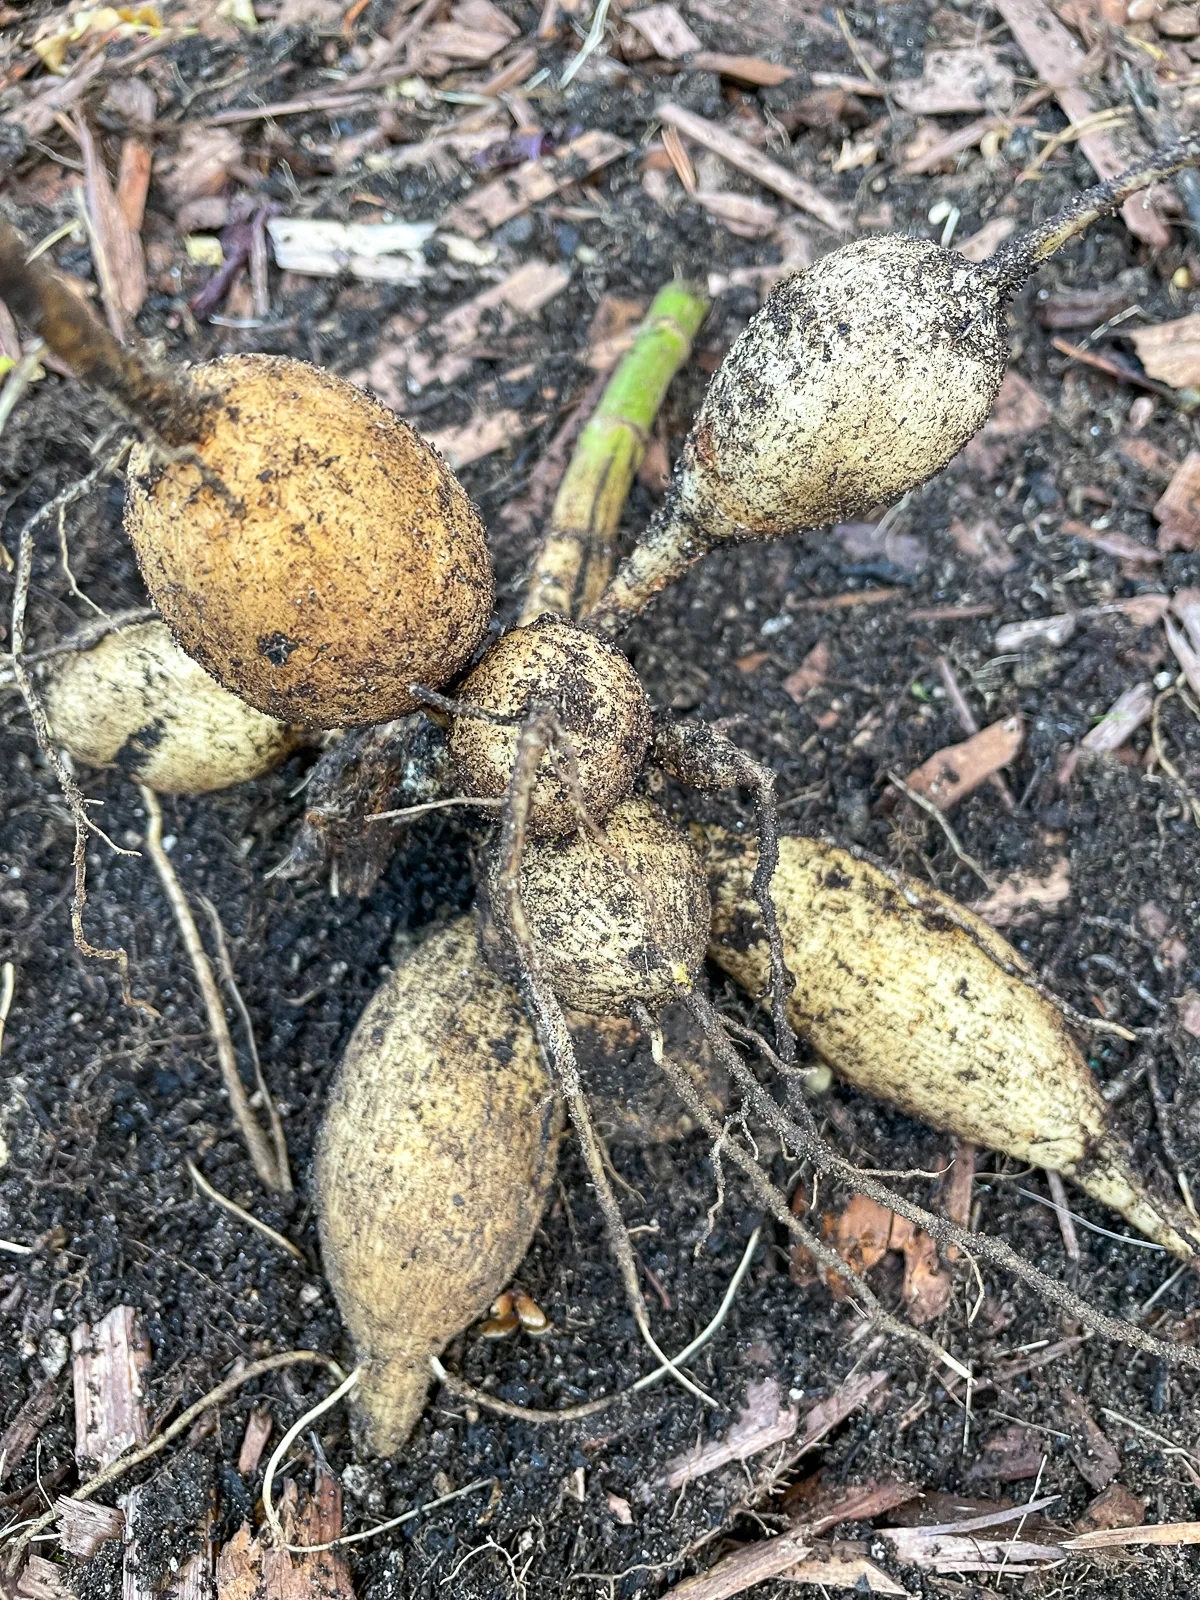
[0,343,46,439]
[186,1160,303,1262]
[886,771,995,891]
[1043,1170,1080,1261]
[197,895,290,1191]
[138,787,287,1192]
[1,1352,343,1571]
[935,655,1015,810]
[9,435,150,1010]
[366,795,504,823]
[521,280,708,623]
[682,990,1200,1374]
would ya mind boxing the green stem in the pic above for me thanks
[520,280,708,624]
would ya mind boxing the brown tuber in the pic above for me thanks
[704,827,1198,1258]
[125,356,494,727]
[315,918,561,1456]
[42,621,296,793]
[488,796,710,1014]
[450,615,651,835]
[588,135,1200,632]
[0,224,496,728]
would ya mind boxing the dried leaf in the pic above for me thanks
[966,1423,1045,1483]
[32,5,162,74]
[892,48,1015,114]
[587,294,647,371]
[216,1472,352,1600]
[1154,452,1200,552]
[444,130,632,239]
[970,860,1070,928]
[782,641,830,701]
[159,126,242,209]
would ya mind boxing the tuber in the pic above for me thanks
[487,796,710,1013]
[450,615,651,835]
[316,917,562,1455]
[0,225,495,728]
[703,827,1197,1257]
[42,621,296,793]
[125,355,494,727]
[587,136,1200,632]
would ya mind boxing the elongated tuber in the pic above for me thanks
[42,621,295,793]
[0,223,495,727]
[703,828,1197,1257]
[316,918,562,1455]
[488,797,710,1013]
[450,615,651,835]
[588,136,1200,632]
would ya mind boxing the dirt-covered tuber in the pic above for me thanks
[315,918,561,1455]
[588,136,1200,632]
[125,356,494,727]
[488,796,710,1014]
[42,621,295,793]
[704,827,1198,1258]
[450,615,651,834]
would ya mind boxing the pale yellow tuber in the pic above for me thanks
[42,621,295,793]
[704,827,1197,1258]
[315,918,561,1455]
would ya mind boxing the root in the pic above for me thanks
[652,717,797,1066]
[636,1004,972,1381]
[493,710,715,1407]
[8,433,151,1011]
[139,787,289,1192]
[681,989,1200,1375]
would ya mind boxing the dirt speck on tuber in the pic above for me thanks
[41,620,296,793]
[704,827,1197,1257]
[451,616,651,835]
[125,355,495,729]
[315,917,562,1457]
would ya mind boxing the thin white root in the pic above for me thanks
[262,1367,362,1550]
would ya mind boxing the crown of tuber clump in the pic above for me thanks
[125,355,495,727]
[0,224,496,729]
[489,796,710,1014]
[704,827,1199,1258]
[587,134,1200,633]
[42,621,296,793]
[450,616,652,835]
[316,917,562,1456]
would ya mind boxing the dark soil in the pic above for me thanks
[2,1,1200,1596]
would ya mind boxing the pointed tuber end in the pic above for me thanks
[349,1351,433,1458]
[1069,1133,1199,1261]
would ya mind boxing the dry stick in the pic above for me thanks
[138,787,288,1193]
[8,437,150,1011]
[0,219,201,446]
[197,893,291,1191]
[1,1351,343,1572]
[634,1006,970,1381]
[494,711,714,1409]
[682,989,1200,1374]
[520,280,708,624]
[185,1159,303,1262]
[0,606,158,684]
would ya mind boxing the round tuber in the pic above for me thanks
[587,136,1200,632]
[315,917,562,1455]
[704,827,1198,1258]
[450,615,651,835]
[125,355,495,727]
[488,797,710,1014]
[42,621,296,793]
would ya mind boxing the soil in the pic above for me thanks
[2,1,1200,1597]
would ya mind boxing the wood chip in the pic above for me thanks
[54,1498,124,1559]
[1130,315,1200,390]
[266,217,435,282]
[1118,434,1179,481]
[657,1378,799,1493]
[1077,1483,1146,1533]
[1061,518,1161,564]
[443,129,632,238]
[1057,681,1154,782]
[586,293,647,371]
[892,47,1015,114]
[900,717,1023,811]
[780,1541,906,1593]
[782,641,830,701]
[626,3,702,57]
[236,1407,272,1476]
[956,215,1017,261]
[71,1306,150,1470]
[691,51,794,85]
[994,614,1076,650]
[14,1554,75,1599]
[788,587,901,611]
[951,516,1016,576]
[1154,451,1200,551]
[216,1469,353,1600]
[693,189,779,237]
[0,1376,64,1484]
[77,117,147,338]
[799,1195,950,1323]
[655,102,853,234]
[994,0,1171,248]
[1063,1521,1200,1550]
[1060,1388,1120,1492]
[423,404,537,467]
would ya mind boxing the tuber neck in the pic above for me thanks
[0,220,207,447]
